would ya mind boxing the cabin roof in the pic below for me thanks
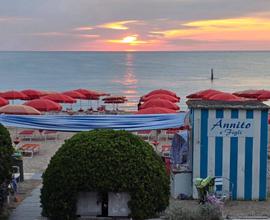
[186,100,269,110]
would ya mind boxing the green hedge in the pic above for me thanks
[0,124,13,212]
[41,129,170,220]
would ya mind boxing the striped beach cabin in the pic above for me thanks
[187,100,268,200]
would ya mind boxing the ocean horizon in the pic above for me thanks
[1,51,270,110]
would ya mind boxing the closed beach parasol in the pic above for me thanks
[139,99,180,110]
[41,93,76,103]
[141,94,180,103]
[24,99,62,112]
[0,104,41,115]
[0,97,9,107]
[21,89,44,100]
[207,93,243,101]
[144,89,179,99]
[186,89,221,99]
[102,96,127,102]
[0,90,28,100]
[136,107,177,114]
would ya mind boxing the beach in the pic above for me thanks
[5,125,270,219]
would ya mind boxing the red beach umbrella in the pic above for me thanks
[257,91,270,100]
[208,93,243,101]
[39,91,57,96]
[74,89,101,99]
[141,94,180,103]
[186,89,221,99]
[98,92,110,96]
[21,89,44,100]
[0,97,9,107]
[62,91,86,99]
[102,96,127,111]
[233,89,268,98]
[144,89,179,99]
[24,99,62,112]
[0,90,28,100]
[140,99,180,110]
[136,107,177,114]
[41,93,76,103]
[0,104,41,115]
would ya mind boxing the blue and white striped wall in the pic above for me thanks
[190,108,268,200]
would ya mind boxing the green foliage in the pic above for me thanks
[0,124,13,212]
[165,202,223,220]
[41,129,170,220]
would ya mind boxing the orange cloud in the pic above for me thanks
[150,17,270,42]
[98,20,138,30]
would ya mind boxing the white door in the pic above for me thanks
[76,192,102,216]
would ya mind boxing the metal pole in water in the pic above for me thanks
[211,68,214,81]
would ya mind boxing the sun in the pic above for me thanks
[121,35,138,44]
[107,35,146,47]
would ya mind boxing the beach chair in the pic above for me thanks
[43,130,58,141]
[164,129,180,141]
[136,130,152,141]
[214,176,234,200]
[19,143,40,157]
[161,144,171,157]
[97,105,106,114]
[18,129,36,141]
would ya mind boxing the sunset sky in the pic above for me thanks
[1,0,270,51]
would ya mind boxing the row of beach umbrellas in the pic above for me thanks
[1,88,269,115]
[0,89,128,115]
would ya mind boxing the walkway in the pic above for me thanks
[9,173,45,220]
[9,185,46,220]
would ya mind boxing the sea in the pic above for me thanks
[0,51,270,111]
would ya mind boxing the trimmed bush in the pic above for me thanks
[165,202,223,220]
[0,124,13,212]
[41,129,170,220]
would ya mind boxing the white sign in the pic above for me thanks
[208,118,254,137]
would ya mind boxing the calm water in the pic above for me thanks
[0,51,270,110]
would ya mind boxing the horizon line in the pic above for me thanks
[1,49,270,53]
